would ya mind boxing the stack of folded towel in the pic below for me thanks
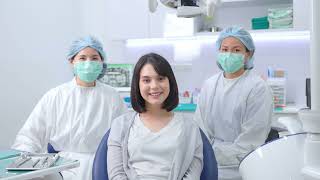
[268,7,293,29]
[251,16,269,30]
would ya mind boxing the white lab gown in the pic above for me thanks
[12,78,128,180]
[194,70,273,180]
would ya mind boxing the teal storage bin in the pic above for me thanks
[174,103,197,112]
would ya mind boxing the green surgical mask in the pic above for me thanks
[73,61,103,83]
[217,52,245,73]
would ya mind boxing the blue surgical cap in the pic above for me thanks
[67,36,106,61]
[216,26,255,69]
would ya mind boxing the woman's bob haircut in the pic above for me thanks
[131,53,179,113]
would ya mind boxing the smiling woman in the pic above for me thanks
[107,53,204,180]
[131,53,179,113]
[139,64,171,109]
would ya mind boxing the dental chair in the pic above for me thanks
[92,129,218,180]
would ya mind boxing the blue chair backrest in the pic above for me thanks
[47,143,59,153]
[92,129,110,180]
[199,128,218,180]
[92,129,218,180]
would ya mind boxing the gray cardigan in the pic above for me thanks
[107,112,203,180]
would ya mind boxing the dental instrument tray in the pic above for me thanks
[6,153,60,171]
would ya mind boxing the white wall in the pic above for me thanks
[0,0,84,149]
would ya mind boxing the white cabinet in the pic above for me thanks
[104,0,177,40]
[78,0,150,62]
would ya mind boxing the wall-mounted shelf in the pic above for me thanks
[220,0,292,7]
[125,29,310,47]
[196,29,310,41]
